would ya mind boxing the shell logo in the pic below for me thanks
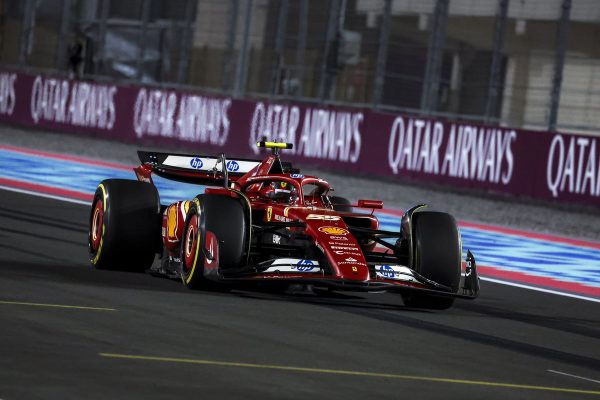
[167,205,178,238]
[318,226,349,235]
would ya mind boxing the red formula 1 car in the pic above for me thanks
[88,141,479,309]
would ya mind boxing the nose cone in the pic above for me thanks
[336,261,370,281]
[306,219,370,281]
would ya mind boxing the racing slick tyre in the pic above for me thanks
[402,211,461,310]
[330,196,352,213]
[89,179,161,271]
[180,194,249,290]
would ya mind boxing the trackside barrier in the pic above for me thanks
[0,69,598,208]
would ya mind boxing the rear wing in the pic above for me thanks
[135,151,296,186]
[136,151,262,186]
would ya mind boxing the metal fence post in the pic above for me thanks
[55,0,73,71]
[222,0,239,92]
[420,0,449,114]
[176,0,197,84]
[18,0,36,66]
[96,0,110,75]
[485,0,508,123]
[136,0,151,81]
[269,0,289,96]
[317,0,341,100]
[372,0,392,107]
[548,0,571,132]
[295,0,308,97]
[233,0,253,98]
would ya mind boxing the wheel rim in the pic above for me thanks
[90,199,103,251]
[183,214,199,272]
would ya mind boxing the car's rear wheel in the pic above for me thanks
[180,194,249,289]
[402,211,461,310]
[89,179,161,271]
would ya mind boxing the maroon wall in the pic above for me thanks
[1,69,598,208]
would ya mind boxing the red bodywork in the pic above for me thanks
[136,149,475,296]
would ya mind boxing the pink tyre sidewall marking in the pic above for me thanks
[90,199,103,251]
[183,214,199,271]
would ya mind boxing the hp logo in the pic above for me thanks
[226,160,240,172]
[190,158,204,169]
[296,259,314,272]
[380,265,395,278]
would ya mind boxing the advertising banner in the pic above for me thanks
[0,69,598,208]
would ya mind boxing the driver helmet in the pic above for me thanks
[262,181,298,203]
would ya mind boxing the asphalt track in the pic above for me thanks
[0,189,599,399]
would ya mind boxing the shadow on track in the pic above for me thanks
[0,226,86,248]
[0,260,186,294]
[455,302,600,340]
[333,303,600,371]
[218,286,600,372]
[0,206,88,233]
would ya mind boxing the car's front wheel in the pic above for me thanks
[330,195,352,212]
[402,211,461,310]
[179,193,249,289]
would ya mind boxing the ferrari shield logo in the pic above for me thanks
[267,206,273,222]
[318,226,349,235]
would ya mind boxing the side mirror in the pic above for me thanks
[357,199,383,209]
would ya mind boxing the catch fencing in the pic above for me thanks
[1,0,600,134]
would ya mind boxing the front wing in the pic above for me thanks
[215,251,480,300]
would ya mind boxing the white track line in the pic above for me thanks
[0,185,90,206]
[548,369,600,385]
[1,185,599,303]
[481,277,600,303]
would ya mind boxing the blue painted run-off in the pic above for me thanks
[1,147,599,292]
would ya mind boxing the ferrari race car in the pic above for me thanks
[88,141,479,310]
